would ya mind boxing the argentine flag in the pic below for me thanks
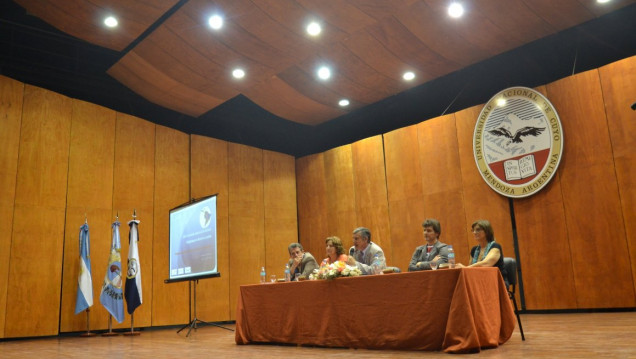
[74,223,93,314]
[125,219,142,314]
[100,220,125,323]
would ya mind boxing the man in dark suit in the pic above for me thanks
[347,227,386,275]
[408,218,449,271]
[287,243,318,280]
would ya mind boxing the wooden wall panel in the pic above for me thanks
[514,172,577,309]
[0,75,23,338]
[417,114,469,262]
[512,85,577,310]
[323,145,357,252]
[547,69,634,308]
[352,136,391,260]
[5,86,72,337]
[384,125,425,271]
[112,113,156,327]
[455,105,514,264]
[190,135,230,321]
[599,56,636,292]
[296,153,329,262]
[264,150,298,279]
[60,100,116,332]
[228,143,264,319]
[152,126,189,326]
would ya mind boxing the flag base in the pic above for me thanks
[101,332,119,336]
[79,332,97,337]
[123,331,141,336]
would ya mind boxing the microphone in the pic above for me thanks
[349,247,355,256]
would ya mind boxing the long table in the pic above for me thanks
[235,267,516,353]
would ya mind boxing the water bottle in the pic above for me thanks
[260,266,266,283]
[447,245,455,269]
[284,264,291,282]
[371,254,382,275]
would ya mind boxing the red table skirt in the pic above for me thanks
[235,267,516,353]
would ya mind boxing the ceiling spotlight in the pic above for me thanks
[403,71,415,81]
[496,98,507,107]
[339,99,350,107]
[307,22,322,36]
[232,68,245,79]
[317,66,331,80]
[104,16,118,28]
[597,0,611,3]
[208,15,223,30]
[448,3,465,18]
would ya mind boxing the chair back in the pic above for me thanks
[503,257,517,287]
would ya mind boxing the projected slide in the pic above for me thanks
[169,195,218,280]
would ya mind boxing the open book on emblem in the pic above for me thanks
[504,154,536,180]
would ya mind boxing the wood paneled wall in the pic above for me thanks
[298,56,636,310]
[0,76,24,338]
[191,135,230,321]
[6,85,72,337]
[545,69,632,308]
[0,56,634,338]
[0,75,297,338]
[151,126,189,327]
[599,58,636,291]
[60,100,116,333]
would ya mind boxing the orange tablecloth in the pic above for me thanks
[235,267,516,353]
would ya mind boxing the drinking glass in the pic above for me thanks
[430,261,438,270]
[270,274,277,283]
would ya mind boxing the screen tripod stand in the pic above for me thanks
[177,279,234,337]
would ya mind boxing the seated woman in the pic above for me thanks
[457,220,508,284]
[322,236,349,265]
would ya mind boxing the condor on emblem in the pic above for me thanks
[473,87,563,198]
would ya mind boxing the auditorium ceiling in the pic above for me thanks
[1,0,635,156]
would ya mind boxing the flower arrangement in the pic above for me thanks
[309,261,362,280]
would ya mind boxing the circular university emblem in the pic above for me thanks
[473,87,563,198]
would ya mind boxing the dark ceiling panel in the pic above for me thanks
[1,0,635,158]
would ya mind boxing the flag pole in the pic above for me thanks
[102,314,119,336]
[124,313,140,336]
[79,308,96,337]
[124,209,141,336]
[77,215,96,337]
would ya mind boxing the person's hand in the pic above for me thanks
[293,255,303,265]
[289,254,302,271]
[346,255,356,266]
[455,263,465,268]
[431,255,440,262]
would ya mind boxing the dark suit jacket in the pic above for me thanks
[408,241,449,271]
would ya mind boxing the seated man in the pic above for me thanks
[346,227,386,275]
[408,218,449,271]
[287,243,318,280]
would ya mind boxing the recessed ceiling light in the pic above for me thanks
[403,71,415,81]
[208,15,223,30]
[104,16,118,28]
[232,68,245,79]
[317,66,331,80]
[307,22,322,36]
[339,99,350,107]
[597,0,611,3]
[448,3,465,18]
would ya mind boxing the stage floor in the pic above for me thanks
[1,312,635,358]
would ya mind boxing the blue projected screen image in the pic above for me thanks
[169,194,218,280]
